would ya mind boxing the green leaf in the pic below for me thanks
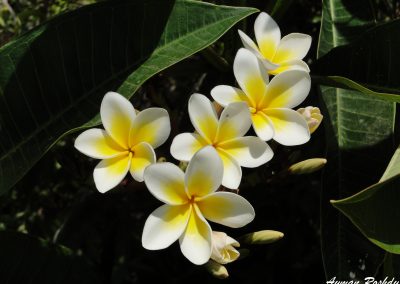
[0,0,258,193]
[317,0,396,279]
[265,0,294,20]
[0,231,100,283]
[331,144,400,254]
[314,19,400,102]
[312,75,400,103]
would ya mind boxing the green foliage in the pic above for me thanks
[331,143,400,254]
[0,0,257,194]
[317,0,396,279]
[314,19,400,101]
[0,230,100,283]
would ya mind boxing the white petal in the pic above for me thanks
[254,12,281,61]
[188,94,219,143]
[179,205,212,265]
[144,162,188,205]
[100,92,135,148]
[252,111,275,141]
[185,146,223,198]
[218,137,273,168]
[216,102,252,143]
[238,29,261,56]
[74,128,125,159]
[274,33,312,63]
[197,192,255,228]
[93,154,131,193]
[216,149,242,189]
[264,108,310,146]
[142,204,191,250]
[170,133,208,161]
[130,108,171,149]
[233,48,269,107]
[129,142,156,182]
[261,70,311,109]
[210,85,250,107]
[269,59,310,75]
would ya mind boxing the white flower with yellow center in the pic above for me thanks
[142,147,255,265]
[211,48,311,146]
[211,231,240,265]
[170,94,273,189]
[74,92,170,193]
[238,12,311,75]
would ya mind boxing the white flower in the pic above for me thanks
[238,12,311,75]
[211,231,240,264]
[297,106,323,134]
[170,94,273,189]
[142,147,255,265]
[74,92,170,193]
[211,48,311,146]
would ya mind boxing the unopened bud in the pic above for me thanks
[204,260,229,279]
[157,157,167,163]
[179,161,188,171]
[297,106,323,134]
[240,230,284,245]
[288,158,327,175]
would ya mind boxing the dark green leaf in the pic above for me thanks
[0,0,258,193]
[314,19,400,102]
[0,231,100,283]
[331,144,400,254]
[312,75,400,103]
[317,0,395,279]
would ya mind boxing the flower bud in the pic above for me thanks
[297,106,323,134]
[204,260,229,279]
[288,158,327,175]
[211,231,240,264]
[240,230,284,245]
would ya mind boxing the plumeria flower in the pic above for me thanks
[142,146,255,265]
[170,94,273,189]
[211,231,240,265]
[74,92,170,193]
[297,106,323,134]
[211,48,311,146]
[238,12,311,75]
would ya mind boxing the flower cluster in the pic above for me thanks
[74,12,322,270]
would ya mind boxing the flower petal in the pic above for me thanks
[210,85,250,107]
[144,162,188,205]
[238,29,261,56]
[218,137,273,168]
[254,12,281,61]
[100,92,135,148]
[179,205,212,265]
[93,154,131,193]
[197,192,255,228]
[188,94,219,143]
[142,204,191,250]
[74,128,125,159]
[269,59,310,75]
[252,111,275,141]
[185,146,223,198]
[129,142,156,182]
[216,149,242,189]
[264,108,310,146]
[233,48,269,107]
[130,108,170,149]
[170,133,208,161]
[261,70,311,109]
[274,33,311,63]
[216,102,252,143]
